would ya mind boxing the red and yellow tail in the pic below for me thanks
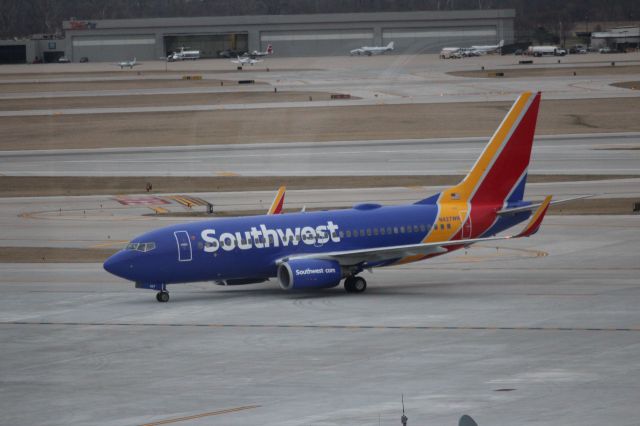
[267,186,286,215]
[443,91,541,206]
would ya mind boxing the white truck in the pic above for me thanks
[167,47,200,61]
[527,46,567,57]
[439,47,462,59]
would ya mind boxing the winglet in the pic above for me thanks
[516,195,552,237]
[267,186,286,215]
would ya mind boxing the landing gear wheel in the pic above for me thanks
[156,291,169,303]
[344,276,367,293]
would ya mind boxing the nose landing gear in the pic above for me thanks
[156,291,170,303]
[344,276,367,293]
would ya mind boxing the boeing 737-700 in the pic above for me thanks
[105,92,571,302]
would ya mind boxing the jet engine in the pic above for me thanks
[277,259,342,290]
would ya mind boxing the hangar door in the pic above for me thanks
[383,26,497,54]
[72,35,157,62]
[260,30,374,57]
[0,45,26,64]
[165,34,248,58]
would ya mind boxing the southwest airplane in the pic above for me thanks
[105,92,562,303]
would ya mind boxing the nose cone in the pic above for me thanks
[104,250,136,281]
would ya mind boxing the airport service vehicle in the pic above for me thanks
[350,41,394,56]
[115,58,139,69]
[167,47,200,61]
[441,40,503,58]
[440,47,462,59]
[105,92,574,303]
[527,46,567,57]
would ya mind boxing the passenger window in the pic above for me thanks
[393,227,398,234]
[413,225,419,232]
[440,224,445,230]
[400,226,405,233]
[387,227,392,234]
[358,229,364,237]
[346,230,351,238]
[419,225,426,232]
[373,228,379,236]
[366,229,371,236]
[380,228,386,235]
[447,223,451,229]
[339,231,344,238]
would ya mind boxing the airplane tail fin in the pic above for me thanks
[267,186,286,215]
[267,44,273,54]
[498,40,504,47]
[388,41,395,50]
[438,91,541,206]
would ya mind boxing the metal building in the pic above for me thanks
[61,9,515,62]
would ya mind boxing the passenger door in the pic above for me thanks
[174,231,192,262]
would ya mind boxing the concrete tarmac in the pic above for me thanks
[1,214,639,425]
[2,53,640,425]
[2,133,640,176]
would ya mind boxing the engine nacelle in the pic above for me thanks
[277,259,342,290]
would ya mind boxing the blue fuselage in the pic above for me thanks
[104,201,530,287]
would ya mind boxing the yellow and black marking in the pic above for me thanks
[4,321,639,333]
[140,404,260,426]
[164,195,210,208]
[149,206,169,214]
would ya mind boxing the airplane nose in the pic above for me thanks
[104,250,136,280]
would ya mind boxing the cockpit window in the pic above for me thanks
[125,242,156,252]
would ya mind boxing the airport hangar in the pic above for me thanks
[57,9,514,62]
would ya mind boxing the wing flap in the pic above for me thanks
[279,236,510,267]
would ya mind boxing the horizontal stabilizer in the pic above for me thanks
[515,195,552,238]
[498,194,591,215]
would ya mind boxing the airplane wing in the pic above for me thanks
[279,196,553,267]
[267,186,286,215]
[497,194,591,216]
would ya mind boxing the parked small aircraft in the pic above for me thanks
[231,55,263,67]
[246,44,273,58]
[350,41,394,56]
[116,58,138,69]
[469,39,504,54]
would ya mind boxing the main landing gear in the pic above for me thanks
[156,291,170,303]
[344,276,367,293]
